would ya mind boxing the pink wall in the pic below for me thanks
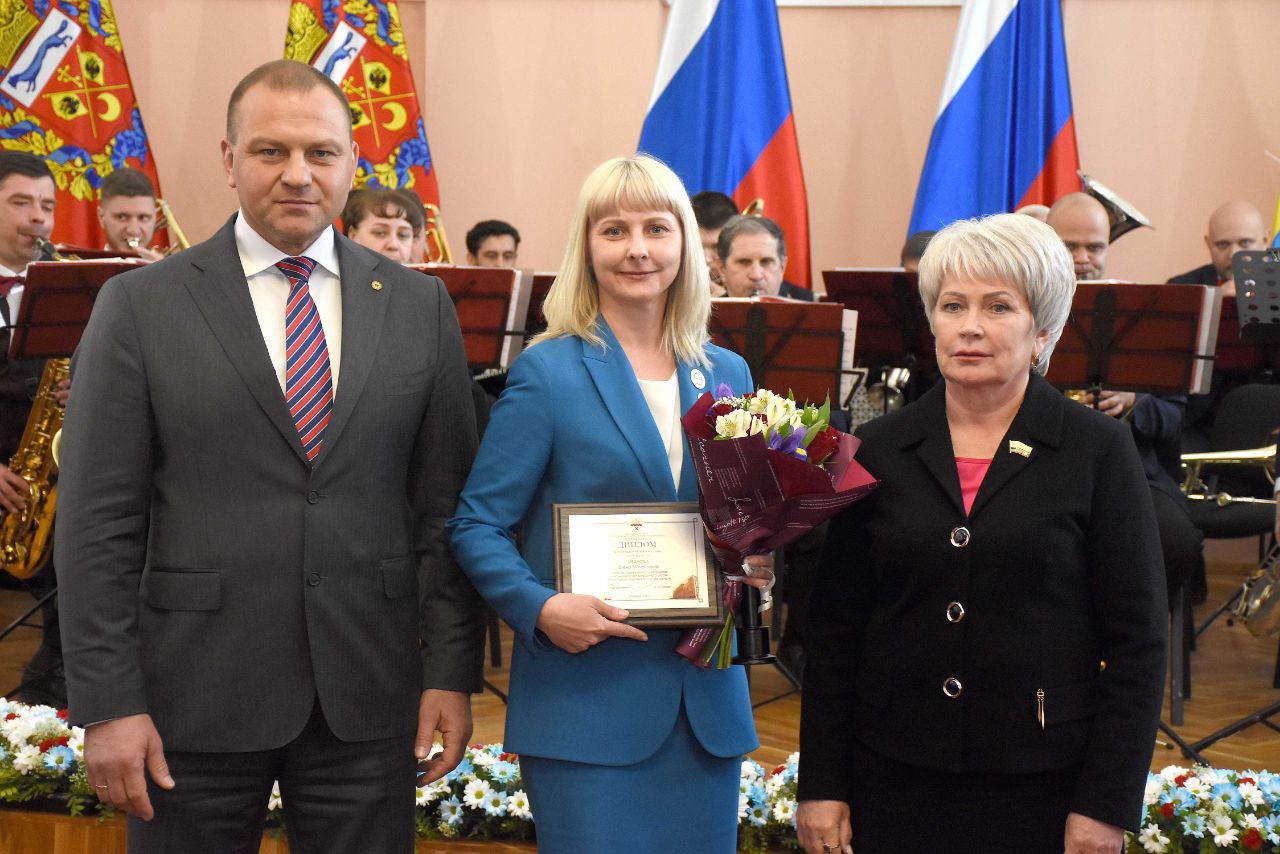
[111,0,1280,285]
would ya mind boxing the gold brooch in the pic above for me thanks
[371,280,383,291]
[1008,440,1032,458]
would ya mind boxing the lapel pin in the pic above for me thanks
[1008,440,1032,458]
[371,280,383,291]
[690,368,706,390]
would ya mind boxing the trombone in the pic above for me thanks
[1181,444,1276,506]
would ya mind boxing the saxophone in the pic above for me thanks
[1234,542,1280,638]
[0,358,69,579]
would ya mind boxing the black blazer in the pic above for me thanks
[798,374,1167,831]
[56,218,484,750]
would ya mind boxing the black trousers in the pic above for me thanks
[129,698,416,854]
[1150,486,1203,605]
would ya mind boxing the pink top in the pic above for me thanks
[955,457,993,515]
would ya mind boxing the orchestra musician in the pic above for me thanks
[97,168,164,261]
[0,151,68,708]
[717,214,813,300]
[341,187,424,265]
[464,219,520,267]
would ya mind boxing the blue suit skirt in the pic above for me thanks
[520,705,740,853]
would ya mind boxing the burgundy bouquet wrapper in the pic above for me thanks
[675,392,880,667]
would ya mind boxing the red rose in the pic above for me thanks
[1174,774,1189,786]
[54,735,69,748]
[1159,802,1175,818]
[710,403,734,418]
[1243,828,1263,851]
[805,427,841,465]
[56,709,68,721]
[38,738,54,753]
[4,713,17,721]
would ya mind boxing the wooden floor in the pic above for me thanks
[2,538,1277,776]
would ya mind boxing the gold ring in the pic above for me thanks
[93,783,109,790]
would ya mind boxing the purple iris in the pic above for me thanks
[714,382,735,400]
[768,429,806,458]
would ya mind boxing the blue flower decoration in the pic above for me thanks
[1180,813,1206,839]
[43,745,75,772]
[1209,782,1243,810]
[714,382,735,400]
[488,760,517,784]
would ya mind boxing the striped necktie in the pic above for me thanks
[276,256,333,462]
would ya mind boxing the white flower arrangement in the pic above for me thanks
[3,699,1274,854]
[1128,765,1280,853]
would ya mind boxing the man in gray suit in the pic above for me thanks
[55,60,483,852]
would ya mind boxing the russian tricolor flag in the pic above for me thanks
[909,0,1080,235]
[639,0,812,287]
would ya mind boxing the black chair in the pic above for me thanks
[1182,384,1279,689]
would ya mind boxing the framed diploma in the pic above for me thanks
[553,502,724,628]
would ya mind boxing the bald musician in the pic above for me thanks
[1046,192,1110,280]
[1169,200,1269,294]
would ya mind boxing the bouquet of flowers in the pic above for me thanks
[0,697,97,815]
[1129,765,1280,853]
[676,385,879,668]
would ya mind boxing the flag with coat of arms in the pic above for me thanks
[0,0,163,249]
[284,0,440,210]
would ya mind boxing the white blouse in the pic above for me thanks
[637,372,682,488]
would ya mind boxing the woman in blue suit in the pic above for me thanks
[448,156,764,852]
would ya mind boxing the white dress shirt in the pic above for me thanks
[0,261,24,328]
[234,213,342,394]
[637,371,682,487]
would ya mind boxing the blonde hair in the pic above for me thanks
[532,155,711,366]
[917,212,1076,375]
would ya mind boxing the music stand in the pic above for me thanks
[8,259,142,360]
[1045,283,1221,397]
[1233,250,1280,349]
[0,259,140,692]
[821,268,935,404]
[709,298,850,701]
[413,265,532,372]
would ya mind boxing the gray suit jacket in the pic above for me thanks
[55,217,483,751]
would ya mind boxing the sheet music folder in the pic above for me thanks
[1045,282,1221,395]
[9,259,144,360]
[410,265,532,371]
[709,298,848,405]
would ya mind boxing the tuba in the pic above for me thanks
[1234,542,1280,638]
[424,203,453,264]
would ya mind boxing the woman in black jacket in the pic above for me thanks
[795,214,1167,854]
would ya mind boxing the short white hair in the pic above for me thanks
[917,213,1076,374]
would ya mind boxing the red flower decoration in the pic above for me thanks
[1239,776,1256,785]
[1159,802,1175,818]
[4,713,17,721]
[805,427,841,465]
[56,709,68,721]
[1243,828,1263,851]
[1174,774,1189,786]
[54,735,69,748]
[38,737,53,753]
[709,403,734,418]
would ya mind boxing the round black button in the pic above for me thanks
[942,677,963,698]
[306,490,320,504]
[946,601,966,623]
[949,526,971,548]
[306,572,321,587]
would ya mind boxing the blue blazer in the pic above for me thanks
[448,321,759,765]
